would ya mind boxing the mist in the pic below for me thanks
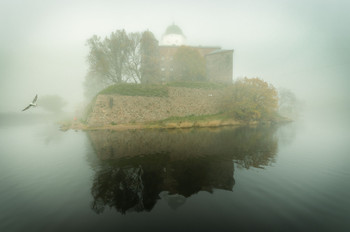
[1,1,350,230]
[0,0,349,118]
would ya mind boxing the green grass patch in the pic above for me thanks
[167,81,227,89]
[98,83,169,97]
[149,113,232,125]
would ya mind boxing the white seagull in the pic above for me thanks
[22,94,38,111]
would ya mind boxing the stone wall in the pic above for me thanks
[158,46,222,82]
[87,87,225,126]
[206,50,233,84]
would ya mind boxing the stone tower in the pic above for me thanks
[158,23,233,84]
[160,23,186,46]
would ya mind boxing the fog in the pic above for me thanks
[1,2,350,229]
[1,0,349,116]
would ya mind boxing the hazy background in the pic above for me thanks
[1,0,349,113]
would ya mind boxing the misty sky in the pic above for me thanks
[1,0,349,112]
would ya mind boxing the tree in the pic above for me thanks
[38,95,67,113]
[223,78,278,122]
[126,32,142,83]
[172,46,206,82]
[278,88,302,119]
[85,30,161,100]
[140,30,160,84]
[86,35,111,84]
[86,30,142,85]
[83,71,108,100]
[104,30,131,83]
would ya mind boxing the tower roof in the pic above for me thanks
[165,24,184,35]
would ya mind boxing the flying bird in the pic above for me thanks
[22,94,38,111]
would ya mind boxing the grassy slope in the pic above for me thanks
[166,81,227,89]
[98,83,169,97]
[151,113,230,124]
[98,81,227,97]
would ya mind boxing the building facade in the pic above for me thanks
[205,49,233,83]
[158,24,233,84]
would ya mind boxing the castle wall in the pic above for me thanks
[159,45,221,82]
[206,50,233,84]
[87,87,225,126]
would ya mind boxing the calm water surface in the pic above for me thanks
[0,112,349,232]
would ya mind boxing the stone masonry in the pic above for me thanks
[87,87,225,126]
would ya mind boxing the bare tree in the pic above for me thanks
[86,30,143,86]
[125,32,142,83]
[84,29,163,100]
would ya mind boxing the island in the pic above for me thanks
[61,80,290,131]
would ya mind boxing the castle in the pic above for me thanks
[85,24,235,127]
[158,24,234,84]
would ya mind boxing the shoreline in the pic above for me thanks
[60,118,292,131]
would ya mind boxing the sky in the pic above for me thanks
[0,0,349,112]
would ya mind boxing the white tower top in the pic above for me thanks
[160,23,186,46]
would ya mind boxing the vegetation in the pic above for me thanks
[222,77,278,122]
[172,46,206,82]
[167,81,226,89]
[154,113,230,124]
[86,30,135,84]
[82,28,284,125]
[98,83,169,97]
[140,31,160,84]
[83,71,108,100]
[96,81,227,98]
[144,113,238,129]
[82,77,282,127]
[278,88,302,120]
[84,29,159,99]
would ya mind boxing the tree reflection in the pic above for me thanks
[87,125,279,214]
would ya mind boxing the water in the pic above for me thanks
[0,112,349,231]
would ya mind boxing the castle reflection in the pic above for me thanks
[86,126,278,214]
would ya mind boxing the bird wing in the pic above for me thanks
[32,94,38,103]
[22,105,32,111]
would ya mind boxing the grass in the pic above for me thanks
[98,83,169,97]
[149,113,232,125]
[96,81,227,97]
[166,81,227,89]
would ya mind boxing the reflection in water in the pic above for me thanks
[87,126,279,214]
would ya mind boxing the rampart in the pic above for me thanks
[87,87,225,126]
